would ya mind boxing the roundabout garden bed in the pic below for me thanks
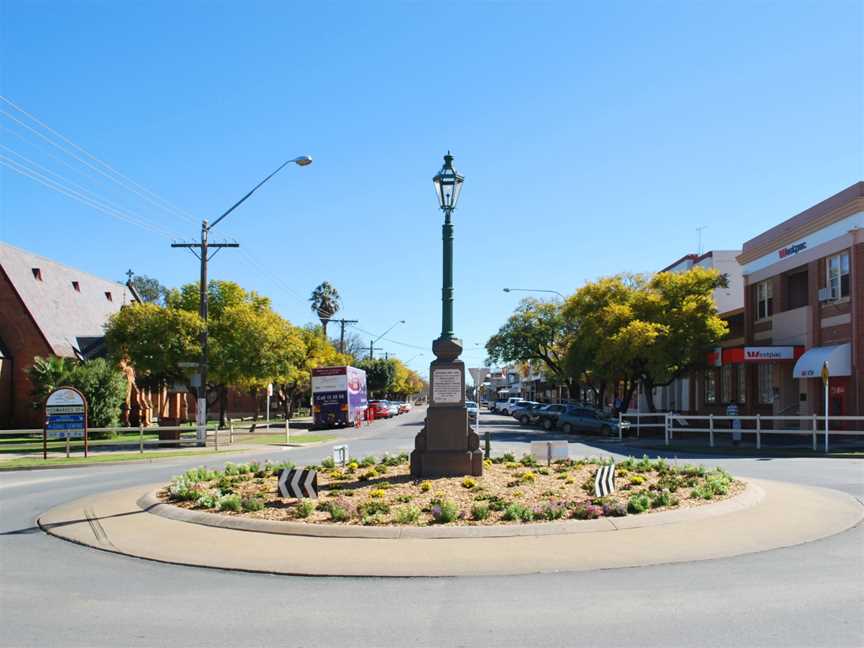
[159,452,744,527]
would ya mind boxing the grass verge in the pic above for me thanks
[0,448,248,470]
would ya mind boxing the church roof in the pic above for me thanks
[0,242,136,358]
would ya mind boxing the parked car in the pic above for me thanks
[496,397,524,415]
[398,402,411,414]
[556,406,629,436]
[534,403,568,430]
[465,400,479,418]
[511,401,543,425]
[387,402,400,417]
[368,400,392,419]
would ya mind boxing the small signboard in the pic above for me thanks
[332,444,349,467]
[530,440,569,465]
[277,468,318,499]
[44,386,88,458]
[594,463,616,497]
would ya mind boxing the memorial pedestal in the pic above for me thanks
[410,338,483,478]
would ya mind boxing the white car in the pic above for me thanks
[499,397,523,415]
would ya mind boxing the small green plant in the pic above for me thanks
[519,454,538,467]
[296,500,315,518]
[241,497,265,512]
[360,455,377,467]
[359,500,390,516]
[184,466,218,483]
[373,464,388,476]
[627,493,651,514]
[321,457,336,469]
[461,477,478,489]
[542,501,566,520]
[194,492,219,509]
[629,475,646,486]
[471,502,490,521]
[564,475,575,484]
[502,503,533,522]
[236,463,252,475]
[329,469,347,481]
[483,458,493,469]
[502,452,516,463]
[396,494,413,503]
[217,493,242,512]
[329,505,350,522]
[504,462,520,470]
[431,499,459,523]
[537,467,550,475]
[650,489,673,508]
[420,480,432,492]
[519,470,536,483]
[485,495,508,512]
[369,489,386,499]
[572,503,604,519]
[394,505,421,524]
[602,501,627,517]
[223,462,240,476]
[358,470,375,482]
[347,461,359,472]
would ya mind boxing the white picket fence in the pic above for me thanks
[618,412,864,453]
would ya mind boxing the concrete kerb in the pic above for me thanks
[136,481,766,539]
[37,477,864,577]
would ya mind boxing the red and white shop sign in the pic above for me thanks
[743,346,797,361]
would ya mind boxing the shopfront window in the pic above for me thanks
[758,363,774,404]
[736,364,747,404]
[721,365,733,403]
[756,281,773,320]
[704,370,717,404]
[827,252,850,299]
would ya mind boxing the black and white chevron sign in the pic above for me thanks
[594,463,616,497]
[277,468,318,499]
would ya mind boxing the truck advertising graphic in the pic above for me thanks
[311,366,367,429]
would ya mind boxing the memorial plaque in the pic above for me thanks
[432,368,462,404]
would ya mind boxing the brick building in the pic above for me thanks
[732,182,863,418]
[0,242,137,428]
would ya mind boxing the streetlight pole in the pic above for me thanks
[172,155,312,444]
[368,320,406,359]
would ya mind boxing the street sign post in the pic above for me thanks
[44,386,88,460]
[468,368,490,457]
[332,444,348,467]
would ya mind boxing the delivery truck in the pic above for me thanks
[311,366,367,429]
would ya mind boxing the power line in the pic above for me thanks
[0,96,199,225]
[0,155,179,239]
[349,323,427,351]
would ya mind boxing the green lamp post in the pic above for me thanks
[433,152,463,340]
[411,152,483,478]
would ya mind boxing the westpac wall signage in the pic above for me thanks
[778,242,807,259]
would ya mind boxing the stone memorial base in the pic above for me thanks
[410,337,483,478]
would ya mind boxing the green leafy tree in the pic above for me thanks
[279,325,351,417]
[28,356,126,428]
[104,302,203,388]
[129,274,169,305]
[357,357,396,398]
[309,281,341,338]
[485,298,570,392]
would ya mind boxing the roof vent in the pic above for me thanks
[72,281,80,292]
[32,268,42,281]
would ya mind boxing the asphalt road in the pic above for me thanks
[1,407,862,648]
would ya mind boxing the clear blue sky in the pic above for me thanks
[1,1,861,377]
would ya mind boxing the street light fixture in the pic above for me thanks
[368,320,406,359]
[433,152,463,340]
[172,154,312,444]
[502,287,566,301]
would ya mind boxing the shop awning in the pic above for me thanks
[793,343,852,378]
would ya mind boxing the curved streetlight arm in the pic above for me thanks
[502,287,565,300]
[209,155,312,230]
[373,319,406,344]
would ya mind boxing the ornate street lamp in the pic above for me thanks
[433,152,463,340]
[411,152,482,478]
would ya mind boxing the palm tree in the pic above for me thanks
[309,282,341,337]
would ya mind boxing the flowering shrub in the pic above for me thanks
[502,503,533,522]
[420,481,432,492]
[627,493,651,514]
[329,469,347,481]
[369,489,385,499]
[602,502,627,517]
[519,471,536,483]
[431,499,459,523]
[462,477,478,489]
[629,475,646,486]
[394,505,421,524]
[571,504,604,520]
[471,503,490,520]
[296,500,315,518]
[194,492,219,509]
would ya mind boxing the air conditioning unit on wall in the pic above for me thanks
[817,286,836,302]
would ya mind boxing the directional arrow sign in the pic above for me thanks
[277,468,318,499]
[594,463,616,497]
